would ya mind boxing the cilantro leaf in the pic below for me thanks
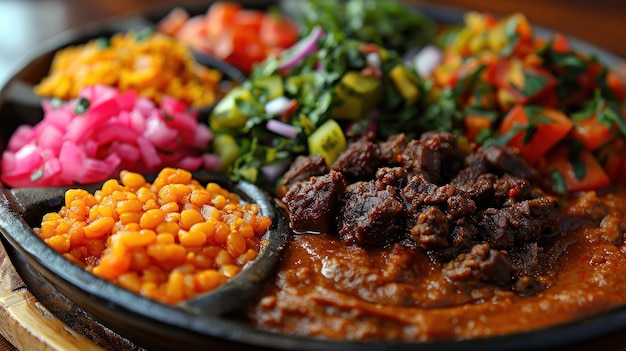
[73,98,91,114]
[567,140,587,180]
[511,72,550,97]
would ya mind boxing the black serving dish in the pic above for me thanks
[0,170,290,351]
[1,1,626,351]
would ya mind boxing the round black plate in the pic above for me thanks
[1,1,626,351]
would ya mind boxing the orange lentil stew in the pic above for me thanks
[34,168,272,304]
[34,29,223,108]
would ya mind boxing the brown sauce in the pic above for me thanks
[248,188,626,341]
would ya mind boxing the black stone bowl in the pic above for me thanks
[0,171,290,350]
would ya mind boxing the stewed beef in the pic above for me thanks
[483,146,540,183]
[376,167,408,189]
[442,243,513,288]
[479,198,557,250]
[400,132,464,184]
[377,133,407,164]
[409,205,450,250]
[331,136,381,179]
[282,170,346,234]
[280,131,558,292]
[278,155,328,196]
[337,181,405,246]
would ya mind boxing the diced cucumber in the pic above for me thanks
[308,119,347,166]
[253,74,284,100]
[210,87,253,130]
[331,71,381,120]
[212,133,240,173]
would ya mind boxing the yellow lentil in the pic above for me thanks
[34,168,272,304]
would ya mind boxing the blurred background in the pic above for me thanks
[1,0,625,87]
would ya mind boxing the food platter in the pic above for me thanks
[1,1,626,350]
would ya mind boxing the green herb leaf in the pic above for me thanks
[549,170,567,195]
[282,0,435,54]
[567,140,587,180]
[482,123,521,148]
[501,16,520,56]
[162,111,174,121]
[519,105,551,144]
[453,65,487,97]
[95,37,110,49]
[134,27,154,42]
[73,97,91,114]
[512,72,550,97]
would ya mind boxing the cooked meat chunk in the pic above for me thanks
[479,198,557,250]
[376,167,408,189]
[331,137,381,179]
[442,243,513,288]
[450,219,478,254]
[401,132,463,184]
[409,206,450,250]
[337,181,405,246]
[278,155,328,196]
[447,195,477,219]
[401,174,440,213]
[451,166,497,207]
[483,146,540,183]
[493,173,533,205]
[282,170,346,234]
[378,133,407,164]
[280,132,559,294]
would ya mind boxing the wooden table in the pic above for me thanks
[0,0,625,350]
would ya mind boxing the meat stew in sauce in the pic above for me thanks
[248,132,626,341]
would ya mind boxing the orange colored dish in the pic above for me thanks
[34,30,223,108]
[35,168,272,304]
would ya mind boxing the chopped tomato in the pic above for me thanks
[226,25,270,73]
[232,9,265,29]
[175,16,211,53]
[571,113,613,151]
[261,15,300,49]
[498,104,574,164]
[158,1,299,74]
[204,2,242,41]
[603,154,625,181]
[606,70,625,101]
[550,33,571,53]
[546,145,610,193]
[532,89,559,108]
[597,139,626,182]
[487,58,556,104]
[157,7,189,36]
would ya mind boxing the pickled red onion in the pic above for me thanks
[1,85,217,187]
